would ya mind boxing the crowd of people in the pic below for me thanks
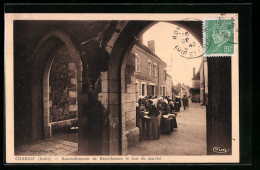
[136,96,185,141]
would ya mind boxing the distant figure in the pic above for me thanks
[188,96,191,108]
[174,97,181,112]
[169,99,174,113]
[182,95,188,110]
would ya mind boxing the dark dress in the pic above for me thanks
[148,105,160,140]
[160,103,172,134]
[160,102,178,134]
[174,98,181,112]
[136,106,143,140]
[182,97,188,110]
[169,101,174,113]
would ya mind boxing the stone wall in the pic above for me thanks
[166,74,173,98]
[122,53,140,150]
[49,47,78,123]
[158,62,167,97]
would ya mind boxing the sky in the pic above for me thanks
[142,22,203,87]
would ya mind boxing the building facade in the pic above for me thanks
[121,40,168,149]
[191,68,200,102]
[199,58,208,104]
[131,40,167,100]
[166,73,173,98]
[181,84,191,98]
[191,58,208,104]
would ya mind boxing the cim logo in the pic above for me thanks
[212,146,230,154]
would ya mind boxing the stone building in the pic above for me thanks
[199,58,208,104]
[191,68,201,102]
[173,83,181,97]
[121,40,167,148]
[131,40,167,100]
[172,84,180,98]
[166,73,173,98]
[12,20,232,155]
[173,83,190,99]
[190,58,208,104]
[181,84,191,98]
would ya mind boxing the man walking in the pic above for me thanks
[182,95,188,110]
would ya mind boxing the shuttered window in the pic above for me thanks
[154,63,157,77]
[135,53,140,72]
[148,60,152,76]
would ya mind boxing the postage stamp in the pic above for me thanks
[203,19,235,57]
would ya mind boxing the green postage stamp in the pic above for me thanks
[203,19,235,56]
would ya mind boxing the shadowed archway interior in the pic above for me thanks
[31,31,83,142]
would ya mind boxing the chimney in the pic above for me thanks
[147,40,155,53]
[193,67,195,77]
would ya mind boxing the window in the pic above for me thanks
[135,53,140,72]
[148,60,152,76]
[154,63,157,77]
[141,82,146,96]
[160,85,163,96]
[151,86,155,96]
[151,63,154,76]
[163,87,166,97]
[136,81,139,101]
[164,70,167,80]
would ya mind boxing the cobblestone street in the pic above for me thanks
[15,133,78,156]
[127,103,207,155]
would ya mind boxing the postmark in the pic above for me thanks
[203,18,235,57]
[172,25,204,59]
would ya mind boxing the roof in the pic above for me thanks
[166,72,172,77]
[134,41,166,65]
[192,70,200,80]
[182,84,191,89]
[172,85,181,93]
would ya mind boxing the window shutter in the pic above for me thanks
[137,57,140,72]
[147,85,150,96]
[151,64,154,76]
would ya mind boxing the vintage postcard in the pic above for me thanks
[4,13,239,163]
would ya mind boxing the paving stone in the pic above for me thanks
[126,103,207,155]
[15,133,78,156]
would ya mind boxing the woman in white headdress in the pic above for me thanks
[147,99,161,140]
[160,98,178,134]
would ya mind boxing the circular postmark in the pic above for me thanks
[171,23,206,59]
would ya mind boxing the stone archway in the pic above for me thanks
[106,20,233,156]
[31,31,83,141]
[105,21,207,155]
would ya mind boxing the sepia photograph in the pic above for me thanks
[4,12,240,163]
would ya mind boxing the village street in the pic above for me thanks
[127,103,207,155]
